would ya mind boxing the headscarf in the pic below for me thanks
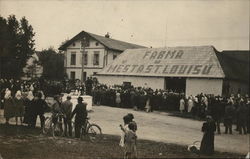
[4,90,12,99]
[15,90,22,100]
[27,91,34,101]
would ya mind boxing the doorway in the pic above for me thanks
[165,77,186,93]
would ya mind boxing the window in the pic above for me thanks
[83,52,88,65]
[113,54,117,60]
[95,42,99,46]
[93,51,100,65]
[93,72,97,75]
[70,71,75,80]
[70,53,76,65]
[72,42,75,46]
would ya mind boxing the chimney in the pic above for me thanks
[105,32,110,38]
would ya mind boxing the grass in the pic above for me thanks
[0,124,245,159]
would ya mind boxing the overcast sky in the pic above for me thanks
[0,0,249,51]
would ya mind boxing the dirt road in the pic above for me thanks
[0,106,249,154]
[88,106,249,154]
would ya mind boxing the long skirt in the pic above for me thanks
[200,132,215,155]
[4,99,16,119]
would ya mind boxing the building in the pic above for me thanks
[59,31,145,81]
[96,46,249,96]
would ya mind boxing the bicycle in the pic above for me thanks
[43,113,65,137]
[72,117,103,143]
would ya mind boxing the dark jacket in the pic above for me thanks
[71,102,87,124]
[225,104,235,119]
[34,98,48,115]
[61,100,73,118]
[237,104,248,121]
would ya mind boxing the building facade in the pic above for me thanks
[96,46,249,97]
[59,31,145,81]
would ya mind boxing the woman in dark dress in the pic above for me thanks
[23,91,35,127]
[200,115,216,155]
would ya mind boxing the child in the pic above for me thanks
[119,115,130,147]
[120,122,137,159]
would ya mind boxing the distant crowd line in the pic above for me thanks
[1,78,250,135]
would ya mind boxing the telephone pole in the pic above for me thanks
[81,37,86,83]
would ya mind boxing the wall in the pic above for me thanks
[225,80,249,95]
[186,78,223,97]
[65,39,107,79]
[97,75,165,89]
[66,68,82,80]
[106,50,122,66]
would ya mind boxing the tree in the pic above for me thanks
[0,15,35,79]
[39,47,65,80]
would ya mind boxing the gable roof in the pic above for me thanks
[97,45,225,78]
[216,50,249,82]
[58,31,146,51]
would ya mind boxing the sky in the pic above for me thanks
[0,0,249,51]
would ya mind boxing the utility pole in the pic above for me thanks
[81,37,86,83]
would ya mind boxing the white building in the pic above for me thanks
[59,31,145,81]
[96,46,249,97]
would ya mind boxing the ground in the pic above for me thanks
[0,106,249,158]
[88,106,249,154]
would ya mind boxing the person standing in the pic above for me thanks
[71,97,88,138]
[120,122,138,159]
[115,90,121,107]
[200,115,216,155]
[85,77,93,96]
[4,89,15,125]
[179,97,185,113]
[61,96,73,137]
[23,91,35,127]
[187,96,194,113]
[237,100,248,134]
[33,92,48,129]
[224,100,235,134]
[14,90,25,125]
[211,96,223,134]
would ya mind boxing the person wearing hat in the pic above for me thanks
[71,97,88,138]
[61,96,73,137]
[200,115,216,155]
[224,100,235,134]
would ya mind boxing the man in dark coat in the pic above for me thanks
[224,101,235,134]
[33,92,48,129]
[237,100,248,134]
[200,115,216,155]
[61,96,73,137]
[71,97,88,138]
[85,77,93,96]
[211,96,223,134]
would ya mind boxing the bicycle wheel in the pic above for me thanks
[43,117,52,135]
[87,124,103,143]
[53,122,64,137]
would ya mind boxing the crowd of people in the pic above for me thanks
[91,83,250,134]
[2,78,249,135]
[0,78,89,139]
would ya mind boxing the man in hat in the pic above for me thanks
[61,96,73,137]
[71,97,88,138]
